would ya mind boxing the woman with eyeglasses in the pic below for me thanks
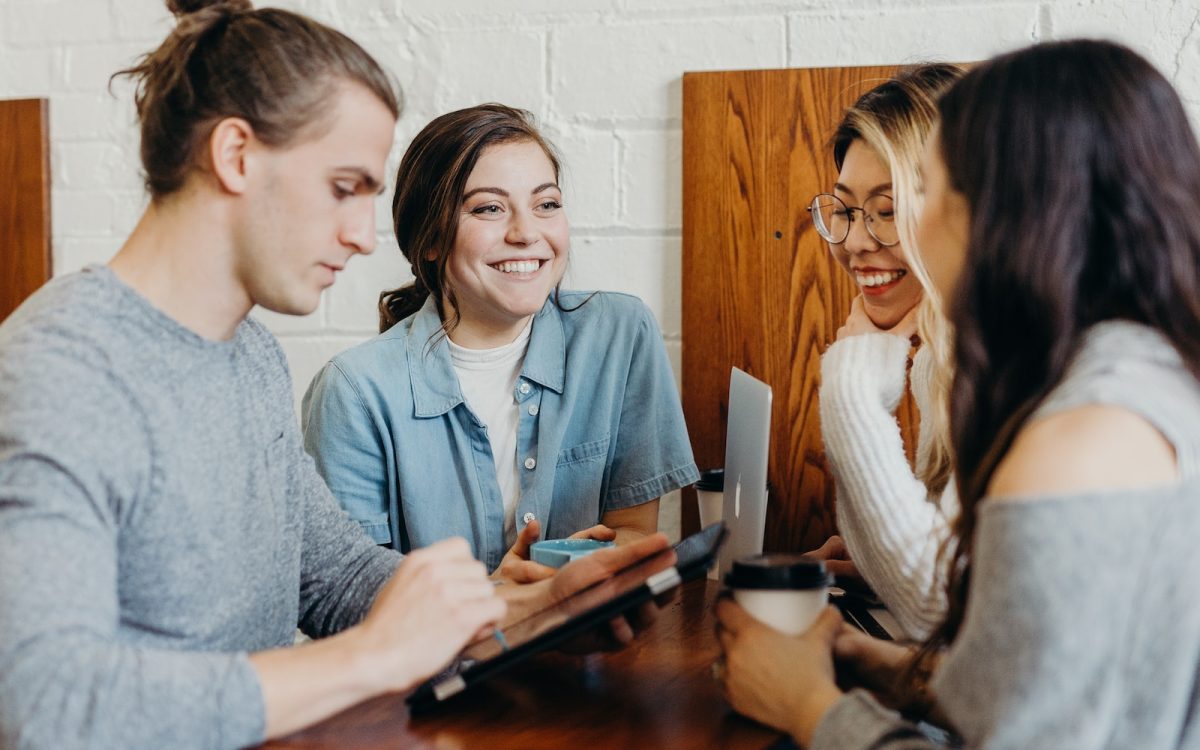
[716,39,1200,749]
[804,64,964,641]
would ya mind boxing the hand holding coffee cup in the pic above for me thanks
[724,554,832,636]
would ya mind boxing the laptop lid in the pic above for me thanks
[718,367,772,581]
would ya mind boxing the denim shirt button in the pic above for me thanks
[524,457,537,470]
[528,404,539,416]
[519,382,531,395]
[523,512,536,524]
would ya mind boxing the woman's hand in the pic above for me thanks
[715,599,845,746]
[551,532,673,649]
[837,296,920,342]
[803,535,861,581]
[492,520,618,584]
[833,624,916,701]
[496,533,674,651]
[354,538,506,693]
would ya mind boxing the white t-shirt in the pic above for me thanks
[448,320,533,548]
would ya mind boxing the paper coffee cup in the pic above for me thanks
[724,554,831,636]
[695,469,725,579]
[696,469,725,529]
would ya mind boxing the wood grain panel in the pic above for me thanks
[0,98,51,323]
[682,67,919,553]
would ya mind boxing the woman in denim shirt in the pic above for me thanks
[302,104,699,581]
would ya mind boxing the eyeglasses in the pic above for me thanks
[807,193,899,247]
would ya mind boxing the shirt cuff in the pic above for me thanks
[604,462,701,507]
[220,653,268,748]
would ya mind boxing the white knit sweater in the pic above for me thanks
[818,333,958,640]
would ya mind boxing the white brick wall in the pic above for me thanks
[3,0,1197,540]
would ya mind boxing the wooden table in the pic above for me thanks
[263,579,785,749]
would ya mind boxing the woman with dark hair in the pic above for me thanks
[303,104,698,581]
[715,39,1200,749]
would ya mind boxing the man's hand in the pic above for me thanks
[354,538,506,693]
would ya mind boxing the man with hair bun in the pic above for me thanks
[0,2,668,748]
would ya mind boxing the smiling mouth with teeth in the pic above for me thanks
[491,260,543,274]
[855,269,906,288]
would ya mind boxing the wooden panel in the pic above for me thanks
[0,98,52,323]
[682,67,920,553]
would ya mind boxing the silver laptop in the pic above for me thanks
[717,367,772,581]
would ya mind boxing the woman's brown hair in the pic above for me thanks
[379,103,562,334]
[113,0,400,199]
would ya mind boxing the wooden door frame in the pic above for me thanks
[0,97,52,323]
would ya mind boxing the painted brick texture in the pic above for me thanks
[3,0,1198,538]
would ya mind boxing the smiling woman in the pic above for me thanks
[301,103,700,581]
[442,139,570,348]
[819,140,921,328]
[806,64,964,641]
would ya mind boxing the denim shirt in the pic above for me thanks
[301,291,699,571]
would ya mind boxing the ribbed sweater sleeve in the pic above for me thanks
[819,334,952,639]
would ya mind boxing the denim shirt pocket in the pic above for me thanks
[553,434,611,518]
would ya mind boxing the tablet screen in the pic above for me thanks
[464,522,724,662]
[410,522,727,709]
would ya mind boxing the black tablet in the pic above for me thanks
[407,521,728,711]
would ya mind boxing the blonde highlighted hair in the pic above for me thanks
[831,63,964,497]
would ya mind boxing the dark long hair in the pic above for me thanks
[113,0,399,199]
[924,39,1200,663]
[379,104,562,333]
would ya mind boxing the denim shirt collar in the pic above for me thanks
[405,295,565,418]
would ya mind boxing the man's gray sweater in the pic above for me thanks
[0,266,399,749]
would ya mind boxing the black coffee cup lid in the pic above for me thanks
[694,469,772,493]
[695,468,724,491]
[724,554,831,590]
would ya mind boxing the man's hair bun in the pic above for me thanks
[165,0,251,18]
